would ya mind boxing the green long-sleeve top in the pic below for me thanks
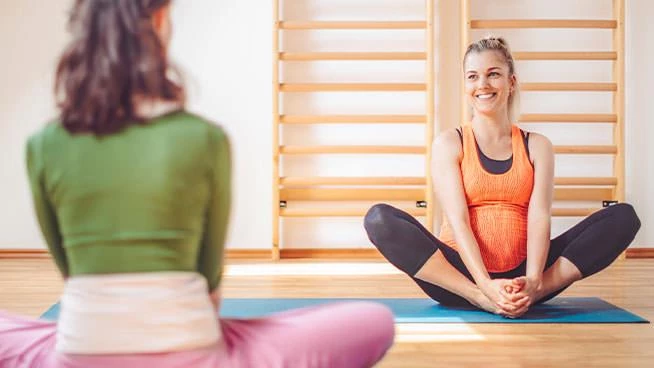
[26,111,231,291]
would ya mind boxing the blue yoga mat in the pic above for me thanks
[41,297,647,323]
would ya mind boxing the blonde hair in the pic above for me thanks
[463,36,520,122]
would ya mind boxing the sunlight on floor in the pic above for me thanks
[395,323,487,342]
[225,262,403,276]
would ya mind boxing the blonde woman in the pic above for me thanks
[365,36,640,318]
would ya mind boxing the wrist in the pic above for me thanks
[476,277,493,292]
[467,286,486,306]
[526,274,542,284]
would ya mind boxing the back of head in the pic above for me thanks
[55,0,184,135]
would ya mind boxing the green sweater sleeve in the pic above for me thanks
[197,126,232,291]
[26,133,68,277]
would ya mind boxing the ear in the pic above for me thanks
[510,74,517,92]
[152,5,169,33]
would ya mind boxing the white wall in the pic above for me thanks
[0,0,651,250]
[0,0,69,248]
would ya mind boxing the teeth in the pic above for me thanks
[477,93,495,99]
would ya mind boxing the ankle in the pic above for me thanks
[466,286,485,306]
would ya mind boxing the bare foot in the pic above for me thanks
[469,289,506,316]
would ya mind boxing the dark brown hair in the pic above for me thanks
[55,0,184,135]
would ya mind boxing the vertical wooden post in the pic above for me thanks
[425,0,435,232]
[272,0,281,260]
[613,0,626,260]
[461,0,470,124]
[613,0,625,203]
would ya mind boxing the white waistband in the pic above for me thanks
[56,272,221,354]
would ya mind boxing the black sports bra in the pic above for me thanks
[455,127,531,175]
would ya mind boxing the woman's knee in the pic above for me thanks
[363,203,397,240]
[609,203,641,237]
[343,302,395,349]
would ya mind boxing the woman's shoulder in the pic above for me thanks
[151,110,229,143]
[524,131,552,153]
[27,120,64,147]
[433,127,464,154]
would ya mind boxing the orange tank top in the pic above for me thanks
[438,123,534,272]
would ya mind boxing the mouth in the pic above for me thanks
[475,92,497,100]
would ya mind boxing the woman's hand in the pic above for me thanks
[477,278,531,318]
[510,276,543,306]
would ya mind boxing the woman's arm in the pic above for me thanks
[514,133,554,299]
[433,130,492,286]
[26,134,68,278]
[197,126,232,293]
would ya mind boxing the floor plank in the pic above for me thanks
[1,258,652,367]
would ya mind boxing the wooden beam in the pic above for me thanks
[280,176,427,186]
[279,248,383,259]
[554,145,617,154]
[521,82,616,92]
[280,207,427,217]
[513,51,617,60]
[552,208,599,217]
[553,188,613,201]
[279,83,426,92]
[626,248,654,259]
[279,21,427,30]
[280,188,426,201]
[280,115,426,124]
[279,52,426,61]
[519,114,617,123]
[554,177,617,185]
[471,19,617,29]
[279,145,426,154]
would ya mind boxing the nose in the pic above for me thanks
[477,74,490,88]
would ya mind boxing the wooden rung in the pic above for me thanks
[280,207,596,217]
[279,52,426,61]
[280,145,426,154]
[554,145,617,154]
[553,188,614,201]
[280,176,427,186]
[280,207,427,217]
[554,177,617,185]
[470,19,617,29]
[279,248,383,259]
[280,188,426,201]
[519,114,617,123]
[278,21,427,30]
[513,52,617,60]
[521,83,616,92]
[280,115,427,124]
[552,208,599,217]
[279,83,426,92]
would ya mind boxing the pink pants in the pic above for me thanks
[0,302,395,368]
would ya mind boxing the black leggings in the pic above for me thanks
[364,203,641,306]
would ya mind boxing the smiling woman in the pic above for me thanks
[364,35,640,320]
[463,37,520,124]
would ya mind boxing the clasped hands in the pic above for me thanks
[477,276,543,318]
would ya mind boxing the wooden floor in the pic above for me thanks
[1,258,653,367]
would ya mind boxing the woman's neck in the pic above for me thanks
[471,113,512,142]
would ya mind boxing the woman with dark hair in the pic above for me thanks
[0,1,394,367]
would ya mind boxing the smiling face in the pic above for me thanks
[464,50,516,118]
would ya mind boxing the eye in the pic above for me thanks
[467,74,477,80]
[488,71,500,77]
